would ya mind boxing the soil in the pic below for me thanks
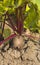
[0,32,40,65]
[0,23,40,65]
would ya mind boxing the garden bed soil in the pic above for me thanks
[0,31,40,65]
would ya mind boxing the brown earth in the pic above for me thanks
[0,23,40,65]
[0,33,40,65]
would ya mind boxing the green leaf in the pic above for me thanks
[24,3,39,31]
[31,0,40,10]
[4,29,11,38]
[37,20,40,27]
[0,4,5,15]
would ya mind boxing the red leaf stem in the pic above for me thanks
[6,13,17,32]
[25,34,40,40]
[0,33,16,45]
[2,15,6,35]
[16,7,23,35]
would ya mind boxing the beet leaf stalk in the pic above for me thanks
[16,7,24,35]
[0,33,16,45]
[6,13,18,32]
[2,14,6,35]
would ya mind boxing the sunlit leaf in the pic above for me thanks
[37,20,40,27]
[31,0,40,10]
[26,4,30,12]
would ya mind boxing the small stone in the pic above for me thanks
[11,50,21,59]
[8,48,12,54]
[37,53,40,61]
[3,44,9,51]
